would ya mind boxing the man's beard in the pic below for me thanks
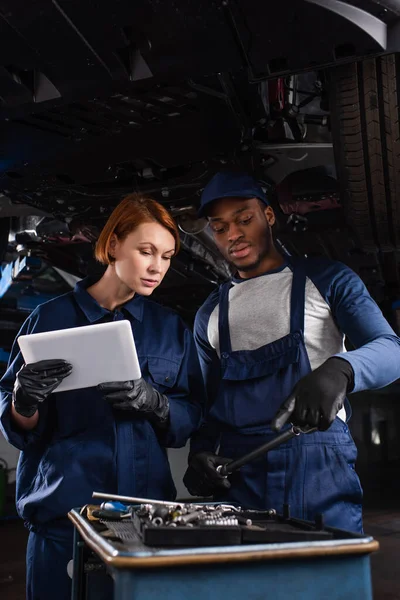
[231,249,267,272]
[230,235,272,273]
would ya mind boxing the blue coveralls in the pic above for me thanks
[0,277,204,600]
[211,261,363,531]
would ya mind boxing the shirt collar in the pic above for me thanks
[231,260,289,284]
[73,277,144,323]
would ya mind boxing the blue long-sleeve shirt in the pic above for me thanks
[0,277,204,538]
[191,258,400,453]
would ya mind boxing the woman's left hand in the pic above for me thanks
[98,378,170,426]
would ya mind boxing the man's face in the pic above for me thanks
[208,197,276,276]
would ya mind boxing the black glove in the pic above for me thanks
[98,378,170,426]
[271,357,354,432]
[13,359,73,418]
[183,452,232,497]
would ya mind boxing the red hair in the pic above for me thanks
[95,193,180,265]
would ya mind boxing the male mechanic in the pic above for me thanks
[183,171,400,532]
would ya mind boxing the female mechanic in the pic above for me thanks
[0,193,205,600]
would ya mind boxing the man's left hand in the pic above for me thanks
[98,378,170,426]
[271,357,354,432]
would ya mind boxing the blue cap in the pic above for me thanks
[198,171,269,217]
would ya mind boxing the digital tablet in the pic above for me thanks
[17,320,142,393]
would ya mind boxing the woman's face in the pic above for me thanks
[110,221,176,296]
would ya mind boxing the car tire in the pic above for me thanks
[330,53,400,255]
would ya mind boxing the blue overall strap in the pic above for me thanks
[289,260,307,334]
[218,281,233,355]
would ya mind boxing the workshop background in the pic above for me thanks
[2,0,400,598]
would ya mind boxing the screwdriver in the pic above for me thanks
[100,501,129,512]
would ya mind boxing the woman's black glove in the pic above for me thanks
[13,359,73,418]
[183,452,232,497]
[98,378,170,426]
[271,357,354,432]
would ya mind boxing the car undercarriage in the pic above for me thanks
[1,0,400,347]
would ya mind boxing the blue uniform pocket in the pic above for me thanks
[221,333,301,381]
[301,441,363,531]
[331,444,363,498]
[147,357,180,392]
[212,332,304,430]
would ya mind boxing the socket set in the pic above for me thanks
[129,502,336,547]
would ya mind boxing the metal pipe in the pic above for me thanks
[92,492,183,507]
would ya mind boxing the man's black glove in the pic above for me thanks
[13,359,73,418]
[183,452,232,497]
[271,357,354,432]
[98,378,170,426]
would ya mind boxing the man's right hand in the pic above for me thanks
[13,359,73,418]
[183,451,232,497]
